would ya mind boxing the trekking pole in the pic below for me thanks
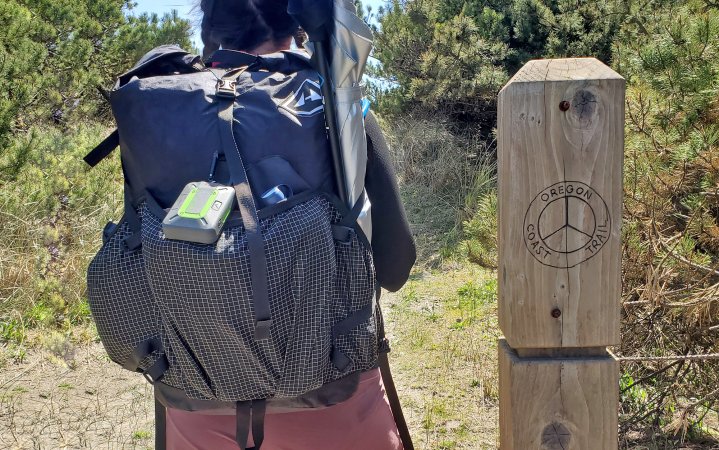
[287,0,348,204]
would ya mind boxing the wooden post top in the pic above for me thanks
[497,58,625,349]
[502,58,624,86]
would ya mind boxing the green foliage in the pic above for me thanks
[461,153,498,267]
[453,278,497,329]
[462,189,497,268]
[0,1,193,153]
[375,0,719,441]
[0,124,123,339]
[374,0,625,266]
[0,318,25,344]
[131,430,152,440]
[0,1,193,339]
[373,0,623,126]
[617,0,719,436]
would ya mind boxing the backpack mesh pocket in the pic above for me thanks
[87,215,163,372]
[326,213,378,380]
[139,195,338,401]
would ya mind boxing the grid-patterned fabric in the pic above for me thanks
[122,195,379,402]
[86,212,162,372]
[325,208,378,381]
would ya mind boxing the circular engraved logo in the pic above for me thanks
[523,181,611,268]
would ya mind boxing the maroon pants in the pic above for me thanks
[165,368,403,450]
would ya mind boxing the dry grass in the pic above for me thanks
[384,265,500,450]
[0,125,123,348]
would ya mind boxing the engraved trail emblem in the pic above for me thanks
[523,181,610,268]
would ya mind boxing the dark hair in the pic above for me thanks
[200,0,300,58]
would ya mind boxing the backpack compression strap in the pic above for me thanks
[83,129,119,167]
[215,68,272,342]
[216,68,270,450]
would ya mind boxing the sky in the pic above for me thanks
[131,0,386,51]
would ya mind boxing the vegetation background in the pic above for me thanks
[0,0,718,448]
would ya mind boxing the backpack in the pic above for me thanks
[84,45,382,449]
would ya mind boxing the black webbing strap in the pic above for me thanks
[380,352,414,450]
[143,355,169,383]
[331,224,354,243]
[375,283,414,449]
[216,70,272,340]
[331,190,368,244]
[83,129,120,167]
[122,189,142,251]
[251,400,266,448]
[235,400,267,450]
[338,191,366,227]
[155,396,167,450]
[236,401,251,450]
[122,337,169,383]
[330,303,373,371]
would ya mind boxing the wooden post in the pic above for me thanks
[497,58,625,449]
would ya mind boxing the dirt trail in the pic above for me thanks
[0,290,439,450]
[0,344,155,450]
[0,281,505,450]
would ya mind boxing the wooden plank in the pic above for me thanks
[498,339,618,450]
[498,58,625,349]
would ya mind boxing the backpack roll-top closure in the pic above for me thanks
[110,52,334,208]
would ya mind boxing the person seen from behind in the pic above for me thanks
[163,1,416,449]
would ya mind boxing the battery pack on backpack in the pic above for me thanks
[162,181,235,244]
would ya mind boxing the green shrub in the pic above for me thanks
[372,0,622,127]
[0,124,123,342]
[616,1,719,436]
[0,1,193,151]
[461,155,497,268]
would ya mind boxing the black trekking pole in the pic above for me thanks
[287,0,348,204]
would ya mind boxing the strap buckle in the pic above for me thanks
[255,319,273,340]
[216,79,237,98]
[378,337,391,354]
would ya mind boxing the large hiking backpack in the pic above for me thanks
[85,45,383,448]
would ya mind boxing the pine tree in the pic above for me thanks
[617,1,719,433]
[0,1,194,158]
[372,0,623,127]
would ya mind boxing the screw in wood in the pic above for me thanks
[551,308,562,318]
[559,100,571,111]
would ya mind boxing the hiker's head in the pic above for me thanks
[199,0,300,58]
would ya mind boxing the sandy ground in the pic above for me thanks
[0,283,498,450]
[0,344,155,450]
[0,290,446,450]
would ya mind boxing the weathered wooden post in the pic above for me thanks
[497,58,625,449]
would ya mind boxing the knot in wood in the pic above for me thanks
[541,422,571,450]
[571,89,598,127]
[559,100,571,111]
[551,308,562,318]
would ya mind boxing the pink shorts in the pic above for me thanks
[166,368,404,450]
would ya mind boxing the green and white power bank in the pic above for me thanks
[162,181,235,244]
